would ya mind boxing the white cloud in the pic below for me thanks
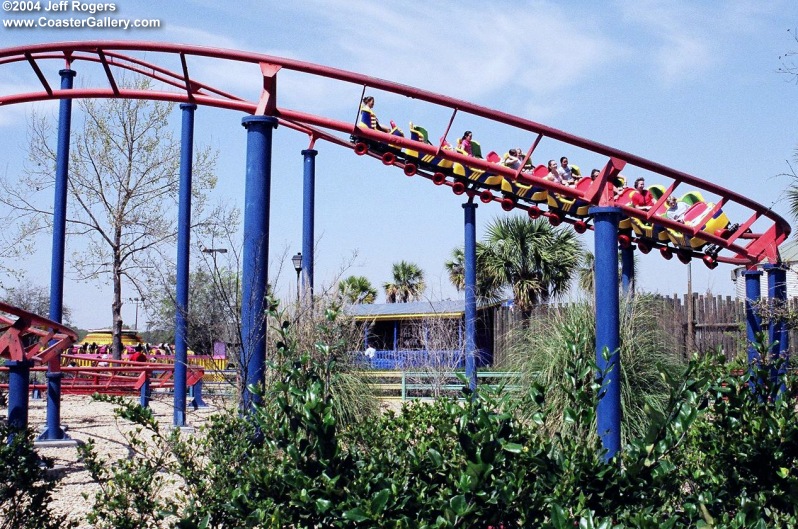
[300,0,625,100]
[613,0,786,84]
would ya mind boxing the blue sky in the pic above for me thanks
[0,0,796,328]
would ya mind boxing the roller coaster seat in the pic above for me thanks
[410,122,430,144]
[470,140,483,159]
[405,124,454,170]
[666,201,730,249]
[614,186,636,206]
[648,184,666,201]
[630,201,671,242]
[680,190,705,205]
[501,178,548,203]
[357,104,379,131]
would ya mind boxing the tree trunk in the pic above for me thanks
[111,237,124,360]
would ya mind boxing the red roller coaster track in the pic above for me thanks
[0,41,789,266]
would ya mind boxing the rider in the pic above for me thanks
[665,196,689,222]
[359,96,391,133]
[631,177,654,211]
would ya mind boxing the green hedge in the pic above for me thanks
[79,312,798,528]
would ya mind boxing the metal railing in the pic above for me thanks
[365,370,519,401]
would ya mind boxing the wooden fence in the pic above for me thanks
[491,294,796,367]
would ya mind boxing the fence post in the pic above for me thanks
[401,371,406,401]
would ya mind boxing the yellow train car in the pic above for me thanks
[666,202,730,249]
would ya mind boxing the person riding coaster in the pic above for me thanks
[665,200,730,250]
[353,96,405,156]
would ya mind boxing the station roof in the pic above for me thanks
[347,300,501,321]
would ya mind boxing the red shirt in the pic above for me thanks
[632,189,654,208]
[129,351,147,362]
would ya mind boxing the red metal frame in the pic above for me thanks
[0,41,789,265]
[0,301,77,364]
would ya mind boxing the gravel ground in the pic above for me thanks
[24,393,230,528]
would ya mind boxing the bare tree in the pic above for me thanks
[1,282,74,326]
[0,78,218,358]
[403,316,465,398]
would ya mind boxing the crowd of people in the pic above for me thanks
[361,95,696,223]
[71,341,175,362]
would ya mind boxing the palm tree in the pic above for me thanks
[383,261,426,303]
[444,246,503,302]
[576,250,639,296]
[577,250,595,294]
[338,275,377,304]
[479,216,583,316]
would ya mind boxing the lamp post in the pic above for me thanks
[128,297,145,330]
[202,248,229,292]
[292,252,303,307]
[202,247,228,280]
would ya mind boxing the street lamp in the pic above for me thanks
[292,252,303,307]
[128,297,145,330]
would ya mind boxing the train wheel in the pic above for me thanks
[660,247,673,260]
[574,220,587,234]
[404,163,417,176]
[479,190,494,203]
[677,250,692,264]
[548,213,562,226]
[452,182,466,195]
[702,253,718,269]
[354,142,368,155]
[637,240,652,254]
[528,206,541,219]
[382,152,396,165]
[501,197,516,211]
[618,234,631,249]
[432,172,446,185]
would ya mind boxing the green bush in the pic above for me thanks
[79,314,798,528]
[508,295,683,442]
[0,425,73,529]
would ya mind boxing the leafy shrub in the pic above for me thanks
[0,424,73,529]
[79,315,798,528]
[508,295,683,442]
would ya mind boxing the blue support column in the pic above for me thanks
[744,270,763,366]
[621,246,634,298]
[7,360,33,440]
[590,206,622,461]
[463,201,478,392]
[301,149,317,302]
[42,68,76,441]
[765,265,788,392]
[240,116,277,411]
[174,103,196,426]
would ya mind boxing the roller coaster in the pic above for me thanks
[0,42,789,449]
[0,302,204,398]
[0,40,789,268]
